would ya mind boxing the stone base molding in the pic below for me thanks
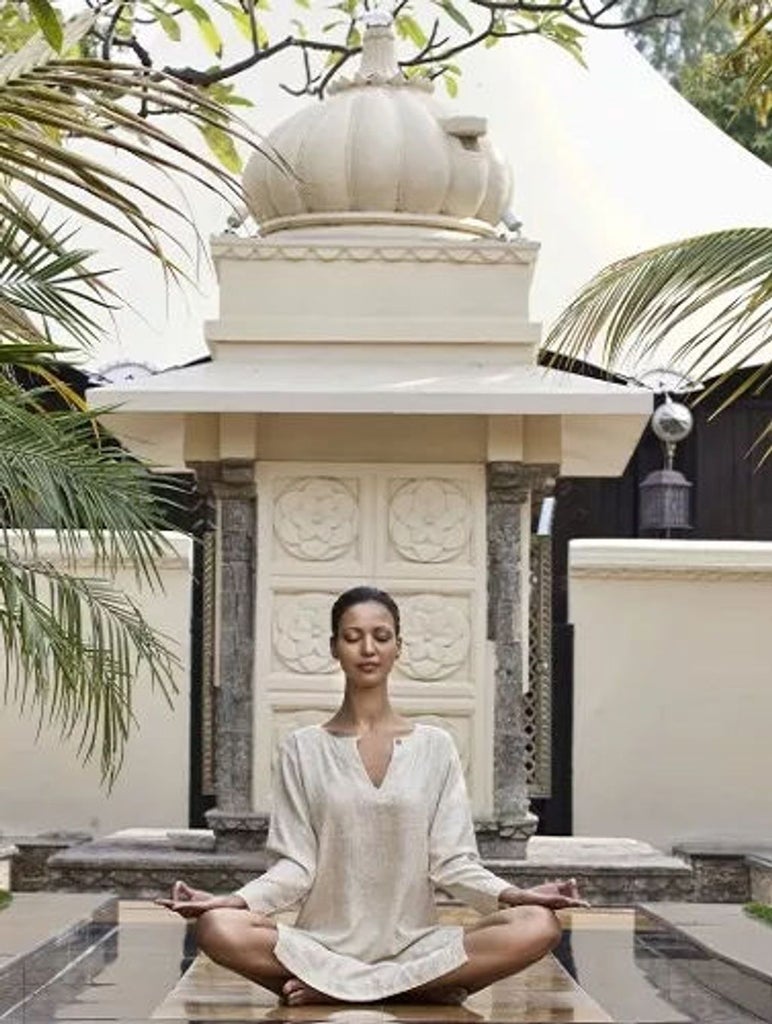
[206,810,269,852]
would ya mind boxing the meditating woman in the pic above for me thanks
[159,586,587,1006]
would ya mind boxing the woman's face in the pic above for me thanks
[331,600,400,687]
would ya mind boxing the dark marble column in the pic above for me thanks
[481,461,554,858]
[192,460,256,823]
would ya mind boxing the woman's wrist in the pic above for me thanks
[498,886,523,907]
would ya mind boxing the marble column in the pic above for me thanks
[483,461,546,858]
[193,460,257,836]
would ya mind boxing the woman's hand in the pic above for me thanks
[499,878,590,910]
[155,878,249,919]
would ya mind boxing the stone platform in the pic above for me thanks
[5,898,772,1022]
[45,831,696,904]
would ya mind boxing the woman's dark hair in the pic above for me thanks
[330,586,401,638]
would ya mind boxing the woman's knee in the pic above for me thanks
[505,905,562,952]
[195,908,245,955]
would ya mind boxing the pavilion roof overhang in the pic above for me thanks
[87,358,652,417]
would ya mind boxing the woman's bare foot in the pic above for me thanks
[281,978,338,1005]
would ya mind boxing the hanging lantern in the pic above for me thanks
[639,397,694,533]
[639,468,692,531]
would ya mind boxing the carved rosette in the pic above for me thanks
[389,479,471,563]
[399,595,470,680]
[273,595,335,674]
[274,478,358,561]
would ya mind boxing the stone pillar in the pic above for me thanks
[192,460,258,842]
[482,461,538,858]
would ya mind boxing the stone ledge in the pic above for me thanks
[0,845,16,892]
[0,893,117,1016]
[46,832,695,904]
[639,902,772,1021]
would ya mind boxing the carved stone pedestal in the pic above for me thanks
[205,810,269,853]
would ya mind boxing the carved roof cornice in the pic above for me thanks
[210,237,539,267]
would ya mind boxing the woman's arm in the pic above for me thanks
[428,736,588,914]
[233,736,318,915]
[428,738,515,915]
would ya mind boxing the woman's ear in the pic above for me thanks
[329,636,338,661]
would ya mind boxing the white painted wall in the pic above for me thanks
[570,540,772,852]
[0,532,192,837]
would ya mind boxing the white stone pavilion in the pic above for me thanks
[90,16,651,855]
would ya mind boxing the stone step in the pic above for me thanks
[639,901,772,1023]
[749,855,772,904]
[0,892,117,1016]
[46,830,694,904]
[673,839,772,902]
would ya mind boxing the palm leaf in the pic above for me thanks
[0,380,182,588]
[0,13,274,266]
[0,207,112,350]
[0,548,177,784]
[546,226,772,456]
[546,227,772,375]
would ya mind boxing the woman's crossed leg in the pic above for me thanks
[195,904,561,1007]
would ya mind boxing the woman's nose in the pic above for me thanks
[361,633,376,654]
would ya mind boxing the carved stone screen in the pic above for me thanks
[254,463,491,814]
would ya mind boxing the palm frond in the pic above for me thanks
[0,548,178,784]
[546,227,772,379]
[0,13,273,266]
[0,380,183,587]
[0,205,113,350]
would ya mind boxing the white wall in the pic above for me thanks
[0,532,192,837]
[570,540,772,852]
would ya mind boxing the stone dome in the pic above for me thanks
[243,15,512,235]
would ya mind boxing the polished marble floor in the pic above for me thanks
[4,902,767,1023]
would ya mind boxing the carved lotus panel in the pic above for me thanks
[273,594,336,675]
[274,477,358,561]
[389,479,471,563]
[399,595,470,680]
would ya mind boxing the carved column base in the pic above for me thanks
[206,810,269,852]
[475,814,538,860]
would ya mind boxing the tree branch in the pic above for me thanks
[96,0,681,101]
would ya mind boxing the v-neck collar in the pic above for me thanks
[319,724,418,791]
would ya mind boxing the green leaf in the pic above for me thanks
[176,0,223,57]
[27,0,63,52]
[437,0,472,35]
[197,122,242,173]
[396,14,427,48]
[149,4,182,42]
[290,18,307,40]
[444,73,458,98]
[213,0,256,43]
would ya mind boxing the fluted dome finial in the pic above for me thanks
[242,9,513,235]
[329,10,427,94]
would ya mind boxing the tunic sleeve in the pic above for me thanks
[428,735,512,916]
[234,736,317,914]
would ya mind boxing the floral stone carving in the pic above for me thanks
[274,478,358,561]
[273,595,336,674]
[399,595,470,680]
[389,479,471,563]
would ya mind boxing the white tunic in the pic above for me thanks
[235,723,512,1001]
